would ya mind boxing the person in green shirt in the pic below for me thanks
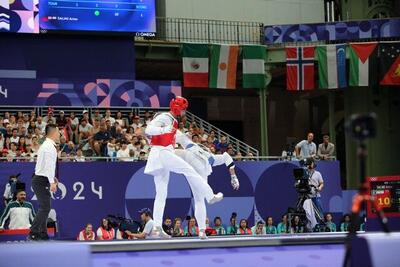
[277,214,288,234]
[213,216,226,235]
[265,216,277,234]
[291,215,304,233]
[340,214,351,232]
[226,213,239,235]
[325,213,337,232]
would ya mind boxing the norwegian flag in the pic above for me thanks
[286,47,315,91]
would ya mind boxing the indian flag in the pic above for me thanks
[209,44,239,89]
[242,45,266,89]
[316,44,347,89]
[349,42,378,87]
[182,43,209,88]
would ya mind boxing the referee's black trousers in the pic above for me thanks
[30,175,51,235]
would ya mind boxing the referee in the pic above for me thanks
[28,124,60,241]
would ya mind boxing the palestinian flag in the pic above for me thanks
[380,43,400,86]
[242,45,266,89]
[182,43,209,88]
[209,44,239,89]
[349,42,378,87]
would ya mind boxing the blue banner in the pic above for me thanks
[265,18,400,45]
[0,161,342,239]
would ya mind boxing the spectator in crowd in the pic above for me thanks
[74,149,86,162]
[0,133,4,151]
[127,112,135,126]
[277,214,288,234]
[8,142,18,158]
[94,123,111,156]
[295,132,317,159]
[82,110,90,122]
[226,214,239,235]
[43,111,56,124]
[185,217,199,237]
[115,111,126,128]
[318,135,335,160]
[104,110,115,125]
[62,141,76,155]
[325,213,336,232]
[213,216,226,235]
[235,152,243,161]
[78,119,92,143]
[252,221,265,235]
[265,216,277,234]
[162,217,174,236]
[205,217,217,236]
[31,136,40,153]
[59,136,67,151]
[173,218,184,237]
[215,136,229,153]
[124,208,157,239]
[291,216,304,233]
[0,190,35,230]
[92,110,103,124]
[143,111,153,125]
[131,115,142,130]
[138,151,147,161]
[192,134,200,144]
[96,218,115,240]
[340,214,351,232]
[107,138,117,158]
[237,219,251,235]
[77,223,95,241]
[28,121,36,135]
[125,127,136,141]
[18,137,27,153]
[116,142,131,161]
[22,114,30,129]
[35,116,47,134]
[56,111,68,129]
[10,128,19,144]
[226,146,235,157]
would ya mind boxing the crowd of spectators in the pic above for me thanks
[0,108,244,162]
[76,212,363,241]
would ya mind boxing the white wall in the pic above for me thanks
[163,0,324,25]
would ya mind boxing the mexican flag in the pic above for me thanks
[242,45,266,89]
[182,43,209,88]
[349,42,378,87]
[316,44,347,89]
[209,44,239,89]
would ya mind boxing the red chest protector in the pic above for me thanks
[150,119,178,147]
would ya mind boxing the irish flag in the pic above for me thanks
[316,44,347,89]
[209,44,239,89]
[182,43,209,88]
[349,42,378,87]
[242,45,266,89]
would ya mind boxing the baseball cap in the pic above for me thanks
[3,119,9,124]
[82,110,88,115]
[59,110,64,114]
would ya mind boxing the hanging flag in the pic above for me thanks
[286,46,315,91]
[316,44,347,89]
[349,42,378,87]
[182,43,209,88]
[242,45,266,89]
[209,44,239,89]
[380,43,400,86]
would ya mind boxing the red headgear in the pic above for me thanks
[170,96,188,117]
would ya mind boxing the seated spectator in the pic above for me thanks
[340,214,351,232]
[226,146,235,157]
[43,110,56,124]
[162,217,173,236]
[215,136,229,153]
[59,136,67,151]
[295,132,317,159]
[237,219,251,235]
[77,223,95,241]
[173,218,184,237]
[192,134,200,144]
[116,142,131,161]
[93,124,111,156]
[265,216,277,234]
[56,110,68,129]
[184,217,199,237]
[96,218,115,240]
[213,216,226,235]
[31,136,40,153]
[107,138,118,158]
[78,119,93,143]
[124,208,157,239]
[291,216,304,233]
[104,109,116,125]
[252,221,265,235]
[205,217,217,236]
[60,151,70,162]
[318,135,335,160]
[277,214,288,234]
[131,115,142,130]
[62,141,76,155]
[325,213,337,232]
[115,111,126,128]
[22,144,36,161]
[138,151,147,161]
[18,136,27,153]
[35,116,46,134]
[92,110,103,124]
[10,128,19,144]
[0,190,35,230]
[143,111,153,125]
[226,214,239,235]
[74,149,86,162]
[8,142,18,158]
[235,152,243,161]
[0,133,4,151]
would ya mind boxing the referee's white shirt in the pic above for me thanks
[35,138,57,184]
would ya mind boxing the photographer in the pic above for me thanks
[124,208,157,239]
[308,159,324,215]
[3,175,19,205]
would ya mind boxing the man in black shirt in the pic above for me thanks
[94,124,111,156]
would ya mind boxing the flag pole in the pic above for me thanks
[259,65,272,157]
[328,92,336,145]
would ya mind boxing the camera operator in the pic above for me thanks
[124,208,157,239]
[308,159,324,215]
[3,175,19,206]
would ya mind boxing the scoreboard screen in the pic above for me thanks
[368,175,400,218]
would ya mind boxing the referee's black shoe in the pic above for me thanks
[39,233,50,240]
[27,232,40,241]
